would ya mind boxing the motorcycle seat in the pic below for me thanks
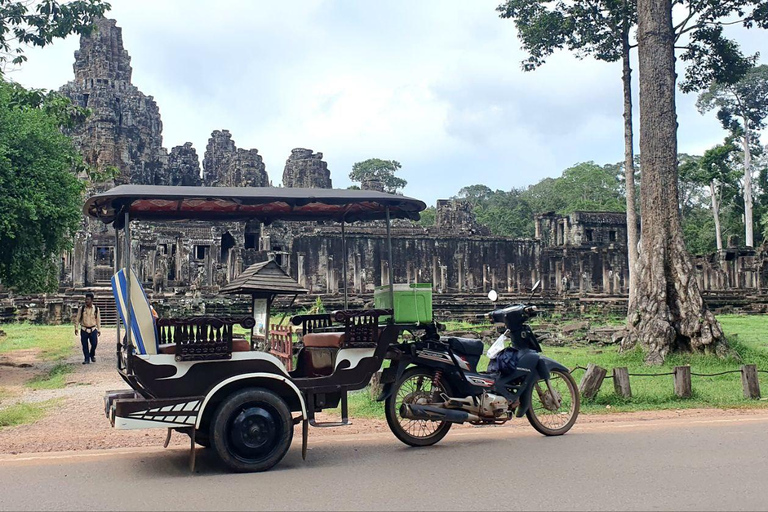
[447,337,484,357]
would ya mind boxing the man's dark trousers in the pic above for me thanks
[80,330,98,361]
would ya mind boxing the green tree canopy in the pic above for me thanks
[0,0,110,71]
[349,158,407,194]
[697,64,768,140]
[0,79,85,292]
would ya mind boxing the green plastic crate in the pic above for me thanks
[374,283,433,324]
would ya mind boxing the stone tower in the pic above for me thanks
[282,148,332,188]
[59,18,167,185]
[166,143,202,186]
[202,130,269,187]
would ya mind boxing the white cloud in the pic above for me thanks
[8,0,768,204]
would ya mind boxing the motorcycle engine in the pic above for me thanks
[479,393,509,418]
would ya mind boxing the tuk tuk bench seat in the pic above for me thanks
[291,309,392,378]
[302,332,346,348]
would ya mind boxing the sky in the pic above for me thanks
[9,0,768,206]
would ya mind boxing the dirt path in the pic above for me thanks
[2,328,768,455]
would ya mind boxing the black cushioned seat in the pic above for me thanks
[448,337,484,357]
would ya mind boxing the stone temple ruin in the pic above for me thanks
[1,17,766,323]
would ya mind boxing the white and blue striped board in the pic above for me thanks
[111,268,158,355]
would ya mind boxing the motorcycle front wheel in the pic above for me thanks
[526,369,580,436]
[385,367,452,447]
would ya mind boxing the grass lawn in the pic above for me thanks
[0,399,59,428]
[0,324,76,361]
[25,363,75,390]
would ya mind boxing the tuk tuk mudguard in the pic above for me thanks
[196,373,308,428]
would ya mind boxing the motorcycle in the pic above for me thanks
[379,281,580,446]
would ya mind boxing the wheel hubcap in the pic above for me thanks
[230,406,277,458]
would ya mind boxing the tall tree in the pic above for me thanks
[0,79,86,292]
[679,144,740,251]
[498,0,641,307]
[0,0,110,72]
[349,158,407,194]
[498,0,767,308]
[623,0,725,363]
[697,65,768,247]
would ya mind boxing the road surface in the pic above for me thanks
[1,413,767,511]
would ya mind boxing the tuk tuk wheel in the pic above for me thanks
[211,387,294,472]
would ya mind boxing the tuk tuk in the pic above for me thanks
[84,184,426,472]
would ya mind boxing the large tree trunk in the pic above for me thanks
[622,28,639,310]
[709,182,723,251]
[622,0,726,364]
[741,126,754,247]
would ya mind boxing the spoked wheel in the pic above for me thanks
[385,367,452,447]
[526,369,580,436]
[211,388,293,472]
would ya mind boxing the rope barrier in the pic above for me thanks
[690,370,743,377]
[571,367,753,377]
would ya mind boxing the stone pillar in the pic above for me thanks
[613,269,621,296]
[507,263,514,293]
[482,265,488,292]
[297,253,305,288]
[534,218,542,239]
[72,234,86,288]
[440,265,447,293]
[326,255,333,293]
[457,255,464,292]
[491,269,497,292]
[432,256,439,291]
[381,260,389,287]
[353,253,361,293]
[602,257,610,293]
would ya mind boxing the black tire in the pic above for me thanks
[189,429,210,448]
[211,388,294,472]
[526,369,580,436]
[385,366,452,447]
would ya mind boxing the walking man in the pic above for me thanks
[74,292,101,364]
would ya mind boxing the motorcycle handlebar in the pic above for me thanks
[476,305,539,320]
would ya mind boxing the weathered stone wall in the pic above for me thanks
[282,149,332,188]
[536,211,629,248]
[60,18,167,185]
[435,200,490,235]
[202,130,268,187]
[166,143,202,186]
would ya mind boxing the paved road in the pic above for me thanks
[1,414,767,511]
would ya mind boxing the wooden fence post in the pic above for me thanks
[613,367,632,398]
[741,364,761,399]
[579,363,607,399]
[369,370,383,400]
[673,365,692,398]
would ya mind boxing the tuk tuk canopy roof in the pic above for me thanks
[84,185,427,225]
[220,260,308,297]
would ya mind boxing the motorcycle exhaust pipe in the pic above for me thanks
[400,404,481,423]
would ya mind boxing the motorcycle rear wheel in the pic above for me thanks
[385,367,452,447]
[526,369,580,436]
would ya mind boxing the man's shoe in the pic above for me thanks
[91,356,96,363]
[82,360,89,365]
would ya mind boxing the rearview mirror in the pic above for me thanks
[531,280,541,293]
[487,290,498,302]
